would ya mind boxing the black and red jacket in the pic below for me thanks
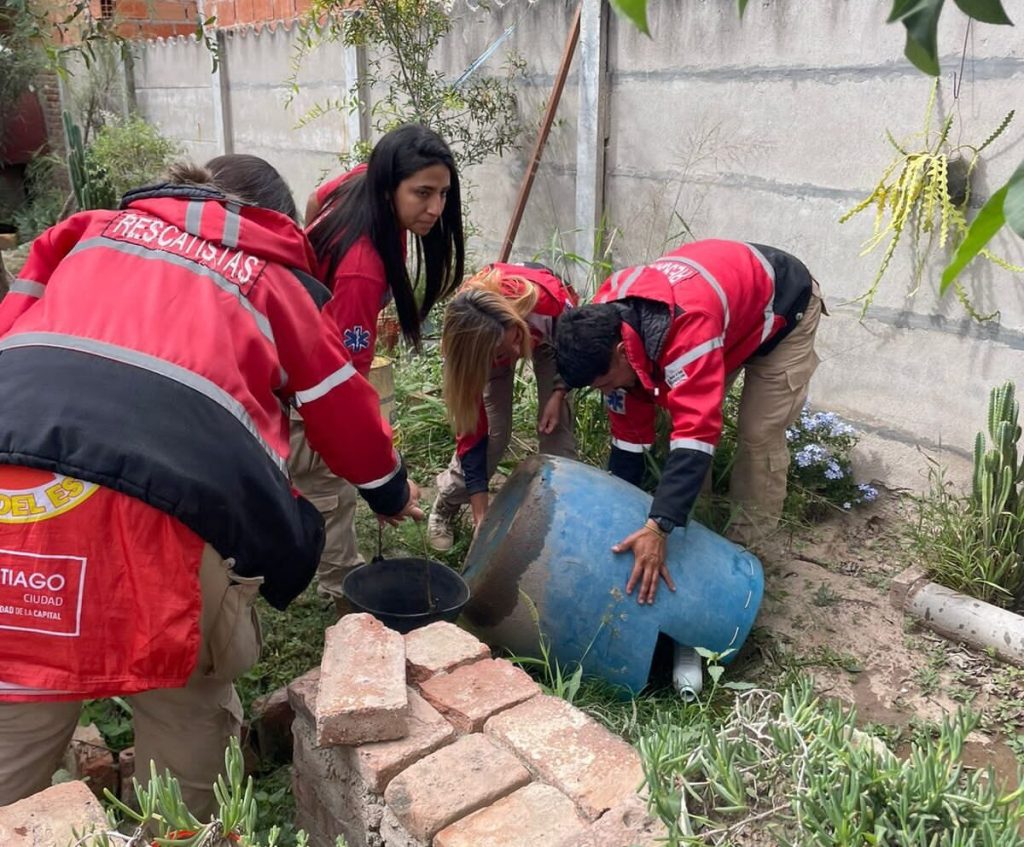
[594,240,813,528]
[455,262,577,494]
[0,184,409,608]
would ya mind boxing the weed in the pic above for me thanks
[73,738,333,846]
[235,588,334,713]
[913,664,941,696]
[812,583,840,607]
[639,678,1024,846]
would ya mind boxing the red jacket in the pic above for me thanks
[0,184,409,609]
[309,164,405,377]
[0,466,205,701]
[595,240,813,526]
[456,263,577,494]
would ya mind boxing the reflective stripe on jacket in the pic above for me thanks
[0,185,407,608]
[596,239,813,525]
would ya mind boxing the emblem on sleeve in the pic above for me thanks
[343,325,372,353]
[606,389,627,414]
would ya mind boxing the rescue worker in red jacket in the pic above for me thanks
[555,239,824,605]
[428,263,577,549]
[0,155,421,815]
[296,124,465,608]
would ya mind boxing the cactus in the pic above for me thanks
[968,381,1024,600]
[62,110,100,212]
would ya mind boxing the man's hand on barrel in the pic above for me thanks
[612,519,676,604]
[377,479,425,526]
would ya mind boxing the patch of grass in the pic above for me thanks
[236,587,335,712]
[912,383,1024,608]
[812,582,840,607]
[639,679,1024,846]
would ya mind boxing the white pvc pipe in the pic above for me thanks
[904,581,1024,667]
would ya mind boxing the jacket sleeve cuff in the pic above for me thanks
[460,437,489,495]
[357,455,410,516]
[650,448,713,527]
[608,445,646,487]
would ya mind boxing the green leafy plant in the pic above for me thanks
[840,81,1019,318]
[83,115,181,210]
[638,677,1024,846]
[12,154,65,240]
[915,380,1024,607]
[289,0,524,172]
[72,738,334,847]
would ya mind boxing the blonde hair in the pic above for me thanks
[442,267,539,435]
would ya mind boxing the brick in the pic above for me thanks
[316,614,409,746]
[383,734,531,841]
[434,783,588,847]
[251,0,274,22]
[890,564,929,609]
[273,0,295,20]
[292,718,386,845]
[556,795,668,847]
[288,667,321,727]
[252,681,298,763]
[379,807,428,847]
[349,688,456,793]
[215,1,237,27]
[404,622,490,684]
[64,723,117,800]
[417,658,539,733]
[0,781,107,846]
[485,695,644,820]
[235,0,255,23]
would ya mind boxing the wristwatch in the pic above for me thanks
[651,515,676,536]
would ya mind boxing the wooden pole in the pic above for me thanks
[498,3,582,263]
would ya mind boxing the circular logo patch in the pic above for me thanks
[0,467,99,524]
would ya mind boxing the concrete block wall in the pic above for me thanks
[127,0,1024,488]
[133,35,222,164]
[290,620,664,847]
[220,21,354,204]
[603,1,1024,488]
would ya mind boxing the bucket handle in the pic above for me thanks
[375,522,385,563]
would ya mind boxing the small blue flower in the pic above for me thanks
[824,460,844,480]
[858,483,879,502]
[843,501,852,510]
[786,428,799,442]
[795,443,829,468]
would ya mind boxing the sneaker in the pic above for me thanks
[672,643,703,702]
[427,508,456,552]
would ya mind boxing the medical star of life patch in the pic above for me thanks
[343,325,371,353]
[606,389,626,414]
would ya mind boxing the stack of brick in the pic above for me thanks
[289,614,666,847]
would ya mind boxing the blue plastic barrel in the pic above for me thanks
[461,455,764,693]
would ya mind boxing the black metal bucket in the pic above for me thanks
[342,557,471,635]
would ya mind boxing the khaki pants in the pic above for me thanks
[0,544,262,819]
[288,412,363,599]
[726,285,824,546]
[434,348,576,513]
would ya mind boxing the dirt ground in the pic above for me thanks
[743,488,1024,787]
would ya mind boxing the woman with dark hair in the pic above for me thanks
[207,153,299,222]
[296,124,465,609]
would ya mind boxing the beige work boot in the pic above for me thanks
[427,504,457,552]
